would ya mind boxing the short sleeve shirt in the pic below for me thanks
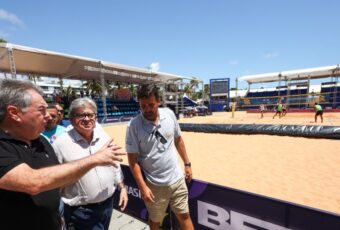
[125,108,183,186]
[53,125,124,206]
[277,104,283,112]
[42,125,66,144]
[0,130,61,230]
[315,104,322,111]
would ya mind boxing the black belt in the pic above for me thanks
[66,195,113,208]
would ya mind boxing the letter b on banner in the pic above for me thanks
[198,200,231,230]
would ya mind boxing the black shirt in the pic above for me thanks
[0,130,61,230]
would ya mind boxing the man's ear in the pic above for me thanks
[7,105,21,122]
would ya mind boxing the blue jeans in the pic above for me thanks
[64,196,114,230]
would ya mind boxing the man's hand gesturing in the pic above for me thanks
[94,139,126,167]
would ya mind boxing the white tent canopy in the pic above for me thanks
[238,65,340,84]
[0,43,196,84]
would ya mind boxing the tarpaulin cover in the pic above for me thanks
[179,123,340,139]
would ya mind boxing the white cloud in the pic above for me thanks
[149,62,160,72]
[228,60,239,66]
[0,9,23,26]
[263,52,278,59]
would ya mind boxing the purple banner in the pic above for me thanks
[114,165,340,230]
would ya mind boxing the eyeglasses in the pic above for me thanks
[154,130,167,144]
[72,112,96,119]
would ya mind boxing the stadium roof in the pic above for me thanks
[238,64,340,84]
[0,43,199,84]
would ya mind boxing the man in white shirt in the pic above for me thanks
[53,97,128,230]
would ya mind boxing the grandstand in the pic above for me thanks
[237,65,340,111]
[96,98,140,123]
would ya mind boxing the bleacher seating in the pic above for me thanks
[94,98,140,123]
[240,88,308,110]
[320,86,340,108]
[93,95,210,122]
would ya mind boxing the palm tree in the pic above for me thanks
[203,84,210,101]
[184,79,200,98]
[58,78,64,94]
[129,84,138,99]
[183,85,192,96]
[82,80,102,97]
[28,74,38,84]
[60,86,74,111]
[62,86,73,98]
[189,79,199,94]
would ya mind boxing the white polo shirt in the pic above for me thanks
[53,125,124,206]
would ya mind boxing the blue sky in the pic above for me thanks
[1,0,339,88]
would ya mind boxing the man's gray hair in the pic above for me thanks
[0,79,44,123]
[69,97,97,118]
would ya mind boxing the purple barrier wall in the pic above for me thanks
[114,165,340,230]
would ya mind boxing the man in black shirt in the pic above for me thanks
[0,79,125,230]
[0,131,61,229]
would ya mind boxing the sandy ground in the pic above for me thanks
[103,111,340,215]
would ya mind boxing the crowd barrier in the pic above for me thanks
[114,165,340,230]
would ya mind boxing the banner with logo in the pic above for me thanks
[114,165,340,230]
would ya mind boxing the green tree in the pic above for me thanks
[189,79,199,93]
[28,74,38,84]
[129,84,138,98]
[82,80,102,96]
[62,86,73,98]
[0,38,7,43]
[183,85,192,96]
[184,79,201,100]
[58,78,64,94]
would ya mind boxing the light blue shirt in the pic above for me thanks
[42,125,66,144]
[126,108,183,186]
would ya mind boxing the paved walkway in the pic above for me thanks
[109,209,149,230]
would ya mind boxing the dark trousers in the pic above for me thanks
[64,196,114,230]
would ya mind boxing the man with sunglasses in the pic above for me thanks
[53,97,128,230]
[0,79,125,230]
[126,84,194,230]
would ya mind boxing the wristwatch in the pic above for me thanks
[184,162,191,167]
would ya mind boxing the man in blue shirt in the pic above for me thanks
[42,104,66,144]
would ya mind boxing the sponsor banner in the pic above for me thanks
[114,165,340,230]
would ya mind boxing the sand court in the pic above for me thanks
[103,111,340,215]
